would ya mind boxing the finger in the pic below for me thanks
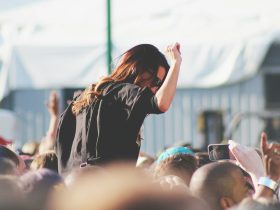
[260,132,268,155]
[268,143,274,152]
[267,158,272,177]
[174,42,181,54]
[264,155,269,175]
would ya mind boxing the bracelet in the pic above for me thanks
[258,177,279,192]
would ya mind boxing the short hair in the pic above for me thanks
[195,152,212,167]
[30,151,58,173]
[0,146,19,166]
[190,162,243,210]
[0,158,16,175]
[154,153,197,185]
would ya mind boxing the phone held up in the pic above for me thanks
[208,144,230,161]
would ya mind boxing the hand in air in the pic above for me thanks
[165,42,182,64]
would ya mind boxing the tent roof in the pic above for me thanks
[0,0,280,100]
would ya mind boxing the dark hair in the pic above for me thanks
[154,154,197,184]
[0,146,19,166]
[72,44,169,114]
[0,158,16,175]
[31,151,58,173]
[195,152,212,167]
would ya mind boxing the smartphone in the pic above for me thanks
[208,144,230,161]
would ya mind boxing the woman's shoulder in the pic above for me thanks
[104,82,141,94]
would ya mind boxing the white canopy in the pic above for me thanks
[1,0,280,100]
[0,109,19,142]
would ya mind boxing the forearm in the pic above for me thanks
[254,175,279,200]
[46,115,58,142]
[249,167,266,191]
[155,61,181,112]
[254,185,274,199]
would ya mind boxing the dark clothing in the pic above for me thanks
[57,82,162,174]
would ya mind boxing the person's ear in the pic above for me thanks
[220,197,235,210]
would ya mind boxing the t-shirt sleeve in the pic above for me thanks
[118,84,163,115]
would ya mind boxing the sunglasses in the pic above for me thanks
[151,77,164,88]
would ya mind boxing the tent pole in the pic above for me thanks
[106,0,112,75]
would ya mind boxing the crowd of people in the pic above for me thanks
[0,43,280,210]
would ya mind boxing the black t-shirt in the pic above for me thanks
[66,82,162,171]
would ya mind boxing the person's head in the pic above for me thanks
[0,146,19,166]
[20,168,62,210]
[72,44,169,114]
[0,145,26,174]
[51,163,189,210]
[0,158,17,175]
[30,150,58,173]
[111,44,169,92]
[190,162,250,210]
[0,175,27,210]
[154,153,197,186]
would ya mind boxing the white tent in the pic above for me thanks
[1,0,280,101]
[0,108,19,142]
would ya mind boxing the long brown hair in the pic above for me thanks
[72,44,169,115]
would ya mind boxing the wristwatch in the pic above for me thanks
[258,177,279,192]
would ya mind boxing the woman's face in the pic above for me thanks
[150,66,166,94]
[141,66,166,94]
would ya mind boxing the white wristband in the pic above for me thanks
[258,177,279,192]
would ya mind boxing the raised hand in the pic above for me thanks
[261,132,280,181]
[228,140,265,190]
[46,91,59,117]
[165,42,182,64]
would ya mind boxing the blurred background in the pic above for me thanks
[0,0,280,154]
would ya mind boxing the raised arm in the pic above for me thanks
[39,91,59,153]
[46,91,59,140]
[155,42,182,112]
[229,140,265,191]
[254,132,280,199]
